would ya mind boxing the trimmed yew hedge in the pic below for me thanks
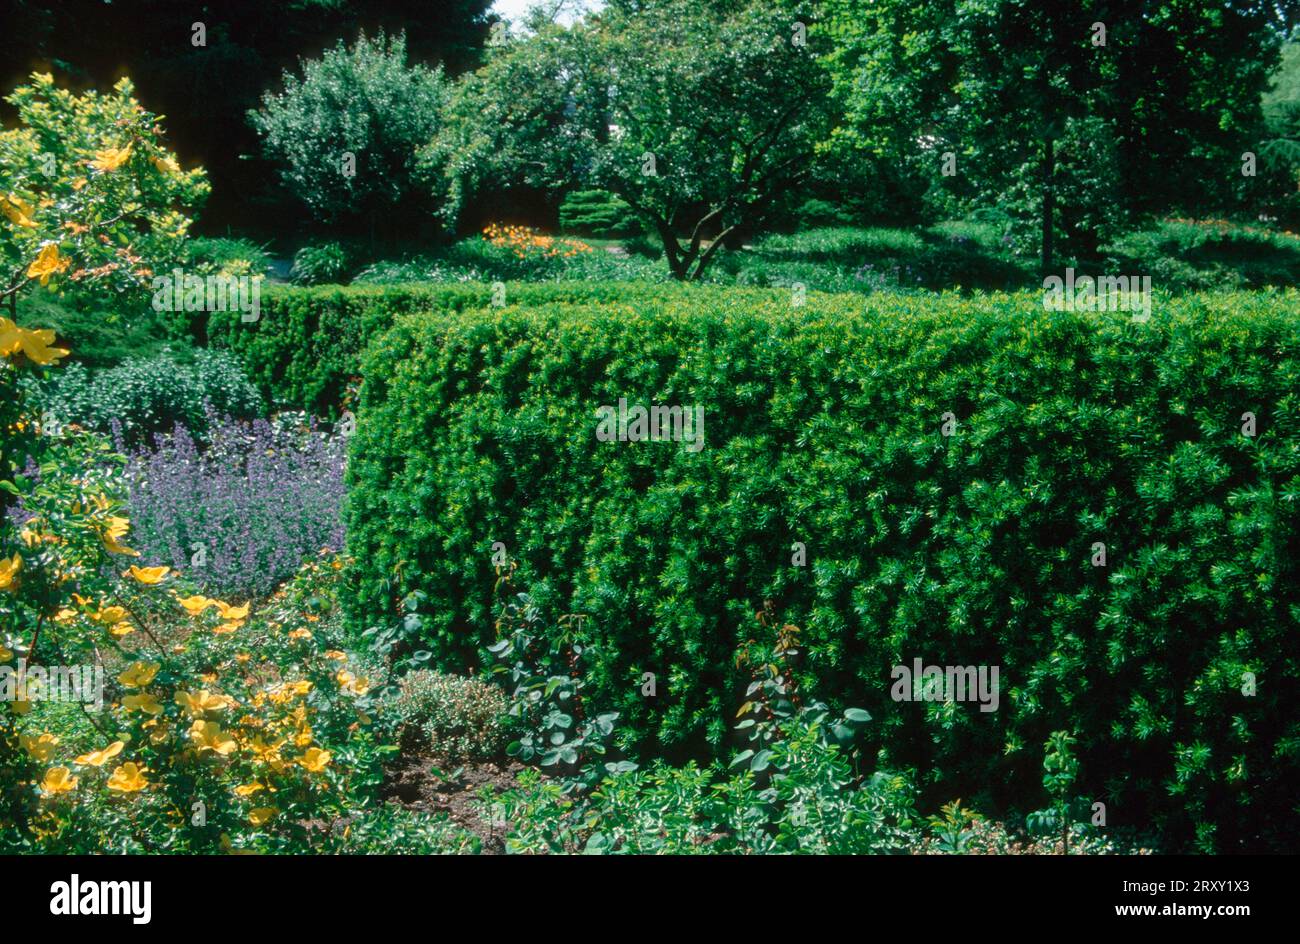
[200,282,697,414]
[345,286,1300,851]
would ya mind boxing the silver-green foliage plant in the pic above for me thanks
[251,32,446,223]
[392,669,513,763]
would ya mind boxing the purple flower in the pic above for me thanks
[119,409,346,598]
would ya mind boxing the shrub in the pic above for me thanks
[39,348,262,444]
[2,320,389,855]
[486,589,623,787]
[1,72,208,314]
[1106,219,1300,291]
[391,670,511,762]
[334,804,480,854]
[558,190,642,238]
[490,603,918,855]
[292,241,356,286]
[346,287,1300,852]
[185,237,271,280]
[200,281,696,415]
[14,293,175,370]
[120,412,346,598]
[250,32,445,224]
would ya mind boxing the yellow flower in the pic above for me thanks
[124,565,169,584]
[118,661,160,688]
[177,594,215,615]
[121,692,163,715]
[74,740,125,767]
[0,193,38,229]
[233,782,264,797]
[176,689,234,718]
[248,807,278,826]
[107,762,149,793]
[0,317,68,366]
[152,154,180,174]
[189,720,237,756]
[288,628,312,641]
[248,736,286,764]
[40,766,78,796]
[25,243,70,287]
[89,141,134,173]
[324,650,347,662]
[0,554,20,591]
[213,620,243,636]
[101,516,139,556]
[21,733,59,763]
[92,605,128,624]
[299,747,332,773]
[337,671,371,696]
[216,601,249,621]
[219,833,260,855]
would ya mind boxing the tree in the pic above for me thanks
[5,0,494,231]
[429,0,834,281]
[825,0,1289,271]
[0,73,208,318]
[250,32,447,233]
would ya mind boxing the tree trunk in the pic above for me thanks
[654,219,689,280]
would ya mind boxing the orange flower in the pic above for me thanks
[299,747,332,773]
[0,553,20,591]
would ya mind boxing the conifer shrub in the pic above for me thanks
[345,287,1300,852]
[201,281,696,414]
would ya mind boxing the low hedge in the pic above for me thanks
[200,281,696,414]
[345,286,1300,852]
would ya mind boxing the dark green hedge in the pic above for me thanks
[345,286,1300,851]
[200,282,695,414]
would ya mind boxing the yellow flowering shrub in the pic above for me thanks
[0,72,208,314]
[1,322,470,854]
